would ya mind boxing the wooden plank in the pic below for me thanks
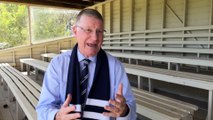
[133,88,198,112]
[41,53,58,59]
[20,58,49,80]
[3,63,40,99]
[0,67,37,120]
[125,63,213,120]
[136,102,179,120]
[124,63,213,90]
[5,63,41,92]
[132,87,197,120]
[109,52,213,68]
[103,40,213,45]
[102,46,213,54]
[103,33,213,40]
[18,56,200,119]
[125,62,213,81]
[135,95,185,120]
[41,53,59,61]
[60,49,71,53]
[0,64,38,108]
[20,58,49,72]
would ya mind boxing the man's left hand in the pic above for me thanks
[103,83,129,117]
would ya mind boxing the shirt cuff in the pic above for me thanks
[50,108,59,120]
[116,104,131,120]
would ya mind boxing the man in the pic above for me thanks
[36,8,136,120]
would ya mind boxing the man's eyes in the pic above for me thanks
[96,30,103,33]
[85,29,103,34]
[85,29,93,33]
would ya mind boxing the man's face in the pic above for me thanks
[73,15,104,58]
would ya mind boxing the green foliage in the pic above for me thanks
[0,3,79,48]
[0,3,29,48]
[32,7,79,42]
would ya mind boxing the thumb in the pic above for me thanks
[62,94,72,107]
[117,83,123,95]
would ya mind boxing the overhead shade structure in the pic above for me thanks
[0,0,106,9]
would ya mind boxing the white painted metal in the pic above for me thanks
[0,63,40,120]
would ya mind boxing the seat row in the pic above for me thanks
[0,63,41,120]
[19,55,203,120]
[2,47,213,119]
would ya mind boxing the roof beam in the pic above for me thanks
[0,0,102,9]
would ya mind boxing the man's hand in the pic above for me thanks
[55,94,81,120]
[103,83,129,117]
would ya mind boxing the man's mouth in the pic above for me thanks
[87,43,97,48]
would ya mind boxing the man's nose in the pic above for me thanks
[90,31,98,40]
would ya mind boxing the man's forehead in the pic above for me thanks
[79,14,103,22]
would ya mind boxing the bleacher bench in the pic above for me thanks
[102,46,213,57]
[0,63,41,120]
[60,49,71,53]
[109,52,213,70]
[41,53,58,61]
[18,57,202,120]
[132,87,198,120]
[20,58,49,80]
[125,63,213,120]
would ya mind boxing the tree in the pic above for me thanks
[31,7,79,42]
[0,3,29,48]
[0,3,79,48]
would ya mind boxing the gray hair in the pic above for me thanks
[76,8,103,23]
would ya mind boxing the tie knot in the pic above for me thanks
[83,59,90,66]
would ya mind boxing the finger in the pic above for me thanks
[117,83,123,95]
[103,112,118,118]
[66,112,81,119]
[104,105,120,113]
[63,105,76,114]
[116,84,123,103]
[104,106,120,117]
[116,94,125,103]
[62,94,72,107]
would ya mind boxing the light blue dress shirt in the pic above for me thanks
[36,49,137,120]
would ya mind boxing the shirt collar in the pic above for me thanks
[77,48,97,63]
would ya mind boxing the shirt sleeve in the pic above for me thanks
[36,57,62,120]
[111,57,137,120]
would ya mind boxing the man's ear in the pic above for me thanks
[72,25,77,36]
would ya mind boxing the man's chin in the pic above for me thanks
[84,51,98,57]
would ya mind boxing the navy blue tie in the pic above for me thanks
[81,59,90,107]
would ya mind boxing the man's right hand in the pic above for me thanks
[55,94,81,120]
